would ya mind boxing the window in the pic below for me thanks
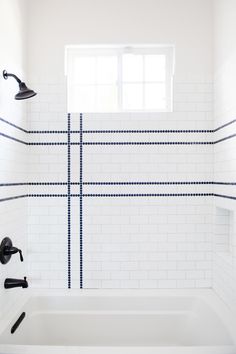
[65,45,174,113]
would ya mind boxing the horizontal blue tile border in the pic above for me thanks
[2,113,236,291]
[1,116,236,134]
[1,181,236,187]
[2,193,236,201]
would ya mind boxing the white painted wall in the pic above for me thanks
[213,0,236,312]
[28,0,213,83]
[0,0,28,317]
[0,0,28,122]
[214,0,236,126]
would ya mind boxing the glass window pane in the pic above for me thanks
[74,57,96,85]
[122,84,143,110]
[70,85,96,112]
[96,56,118,84]
[145,83,166,110]
[95,85,118,112]
[122,54,143,82]
[67,46,173,112]
[144,55,166,82]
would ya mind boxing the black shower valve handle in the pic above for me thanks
[10,247,24,262]
[4,246,24,262]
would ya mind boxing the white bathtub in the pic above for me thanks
[0,290,235,354]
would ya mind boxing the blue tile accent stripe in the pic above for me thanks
[29,130,67,134]
[2,181,236,187]
[80,113,83,289]
[82,129,214,134]
[67,113,71,289]
[0,116,236,133]
[3,193,236,201]
[28,194,68,197]
[214,119,236,132]
[215,194,236,201]
[0,183,29,187]
[0,136,232,145]
[0,117,28,133]
[1,116,236,146]
[0,115,235,135]
[25,135,236,145]
[24,129,214,134]
[0,195,28,203]
[81,193,214,198]
[2,137,230,145]
[81,141,214,146]
[29,142,67,146]
[214,134,236,144]
[82,181,214,185]
[29,182,68,185]
[0,132,27,145]
[212,182,236,185]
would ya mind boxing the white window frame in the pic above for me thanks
[65,45,175,113]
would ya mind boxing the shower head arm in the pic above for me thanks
[3,70,22,84]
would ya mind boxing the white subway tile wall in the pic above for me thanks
[213,207,236,312]
[0,120,28,316]
[213,20,236,310]
[26,80,214,289]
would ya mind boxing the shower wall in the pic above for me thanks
[27,110,213,289]
[2,0,236,315]
[26,0,214,289]
[213,0,236,312]
[0,0,28,316]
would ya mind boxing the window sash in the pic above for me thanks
[66,45,174,112]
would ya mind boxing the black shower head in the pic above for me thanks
[3,70,37,100]
[14,82,37,100]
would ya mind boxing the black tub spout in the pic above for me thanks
[4,277,28,289]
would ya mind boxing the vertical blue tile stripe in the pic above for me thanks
[67,113,71,289]
[80,113,83,289]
